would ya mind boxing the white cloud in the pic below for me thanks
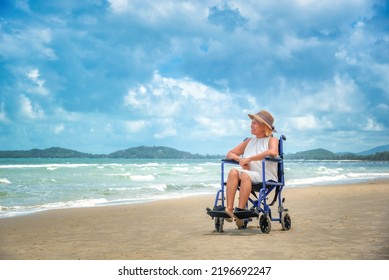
[154,127,177,139]
[53,107,81,122]
[377,103,389,111]
[155,74,208,99]
[0,102,10,123]
[103,123,113,133]
[289,74,363,115]
[53,123,65,134]
[284,114,334,131]
[153,118,177,139]
[124,120,146,133]
[123,72,236,119]
[0,27,56,60]
[364,118,384,131]
[19,95,45,120]
[15,0,31,13]
[193,117,247,137]
[369,63,389,95]
[108,0,202,21]
[276,35,321,59]
[335,49,358,65]
[291,115,319,130]
[122,72,282,142]
[27,68,49,96]
[27,69,40,84]
[124,89,148,107]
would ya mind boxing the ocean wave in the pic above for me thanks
[105,173,156,181]
[315,166,343,175]
[287,172,389,187]
[0,163,99,169]
[287,175,347,186]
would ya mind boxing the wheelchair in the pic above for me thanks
[206,135,291,234]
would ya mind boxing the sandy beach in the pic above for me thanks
[0,180,388,260]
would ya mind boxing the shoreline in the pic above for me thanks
[0,180,388,260]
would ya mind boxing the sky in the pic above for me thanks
[0,0,388,155]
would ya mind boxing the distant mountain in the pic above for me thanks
[108,146,207,159]
[285,148,338,160]
[357,144,389,156]
[285,148,389,160]
[0,146,220,159]
[0,147,97,158]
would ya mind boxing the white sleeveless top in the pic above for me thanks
[239,137,278,183]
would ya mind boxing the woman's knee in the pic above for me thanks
[240,172,251,183]
[227,168,239,179]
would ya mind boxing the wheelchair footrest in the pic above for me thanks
[206,206,232,219]
[233,208,259,219]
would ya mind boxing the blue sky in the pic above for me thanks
[0,0,388,155]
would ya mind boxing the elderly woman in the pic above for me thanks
[225,110,279,227]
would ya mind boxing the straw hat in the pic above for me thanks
[248,110,276,132]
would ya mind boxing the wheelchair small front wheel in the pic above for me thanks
[281,212,291,231]
[214,217,224,232]
[259,214,271,234]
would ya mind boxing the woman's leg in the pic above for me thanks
[237,172,252,209]
[226,168,240,213]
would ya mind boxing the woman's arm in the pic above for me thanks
[226,138,251,162]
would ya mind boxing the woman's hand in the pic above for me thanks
[239,157,251,170]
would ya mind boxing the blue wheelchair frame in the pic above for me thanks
[206,135,291,233]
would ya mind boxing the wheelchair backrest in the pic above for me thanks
[279,135,286,159]
[278,135,286,184]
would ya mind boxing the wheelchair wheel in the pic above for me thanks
[281,212,291,231]
[259,214,271,234]
[214,217,224,232]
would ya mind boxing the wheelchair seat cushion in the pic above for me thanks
[251,180,277,192]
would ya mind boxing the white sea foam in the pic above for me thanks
[0,178,11,184]
[0,198,109,218]
[172,167,189,172]
[346,172,389,178]
[134,163,160,167]
[47,166,59,170]
[286,172,389,187]
[130,174,155,181]
[44,198,109,209]
[193,166,204,170]
[146,184,167,191]
[315,166,343,175]
[287,176,344,186]
[199,162,220,166]
[107,187,130,191]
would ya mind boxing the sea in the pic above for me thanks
[1,158,388,218]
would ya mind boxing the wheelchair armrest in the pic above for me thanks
[221,159,239,164]
[264,156,283,162]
